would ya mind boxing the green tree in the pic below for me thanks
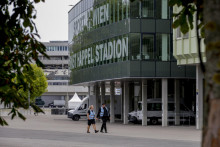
[170,0,220,146]
[17,64,48,102]
[0,0,48,126]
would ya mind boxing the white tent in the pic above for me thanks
[68,93,82,109]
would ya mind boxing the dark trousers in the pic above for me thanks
[101,117,107,132]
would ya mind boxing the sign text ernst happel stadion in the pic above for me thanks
[70,37,128,69]
[70,3,129,70]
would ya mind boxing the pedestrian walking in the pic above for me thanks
[87,105,99,133]
[97,103,109,133]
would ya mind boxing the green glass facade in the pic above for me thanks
[68,0,195,84]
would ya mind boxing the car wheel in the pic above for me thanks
[74,115,80,121]
[150,118,158,125]
[72,116,75,121]
[133,117,138,124]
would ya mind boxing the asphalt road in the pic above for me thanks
[0,127,200,147]
[0,115,201,147]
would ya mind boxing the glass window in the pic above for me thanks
[130,0,140,18]
[142,0,154,18]
[176,27,181,38]
[114,0,117,22]
[156,0,169,19]
[183,32,189,38]
[142,34,154,60]
[122,0,129,19]
[148,103,162,111]
[130,33,141,60]
[168,103,175,111]
[109,0,113,23]
[118,0,122,21]
[156,34,170,61]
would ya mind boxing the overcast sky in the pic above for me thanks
[34,0,80,42]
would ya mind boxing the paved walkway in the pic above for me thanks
[0,115,201,147]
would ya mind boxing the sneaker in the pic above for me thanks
[100,130,104,133]
[95,130,99,133]
[105,132,108,133]
[87,131,90,133]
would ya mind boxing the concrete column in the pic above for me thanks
[65,95,69,109]
[174,79,180,125]
[110,81,115,123]
[142,80,148,126]
[88,86,91,108]
[162,79,168,127]
[124,81,129,124]
[196,65,203,130]
[121,82,124,121]
[88,86,91,97]
[101,82,105,105]
[95,84,100,114]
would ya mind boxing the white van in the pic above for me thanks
[128,98,195,125]
[67,97,89,121]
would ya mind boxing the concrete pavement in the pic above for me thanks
[0,115,201,147]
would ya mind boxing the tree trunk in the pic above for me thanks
[203,0,220,146]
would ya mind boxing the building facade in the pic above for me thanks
[69,0,196,126]
[173,6,206,129]
[38,41,88,107]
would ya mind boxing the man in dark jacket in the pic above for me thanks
[97,103,109,133]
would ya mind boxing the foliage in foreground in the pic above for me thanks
[0,0,47,126]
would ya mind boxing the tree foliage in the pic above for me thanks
[169,0,205,37]
[16,64,48,102]
[0,0,48,126]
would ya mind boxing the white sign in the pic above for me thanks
[115,88,121,95]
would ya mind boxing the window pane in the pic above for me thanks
[130,33,140,60]
[156,0,169,19]
[142,34,154,60]
[118,0,122,21]
[142,0,154,18]
[176,27,181,38]
[122,0,128,19]
[156,34,170,61]
[130,0,140,18]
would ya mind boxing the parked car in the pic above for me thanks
[67,97,88,121]
[35,98,45,107]
[128,98,195,125]
[48,100,65,108]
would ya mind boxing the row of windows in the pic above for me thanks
[71,33,172,70]
[131,0,169,19]
[176,27,189,39]
[44,65,68,69]
[40,56,69,60]
[127,33,171,61]
[47,76,69,80]
[71,0,170,40]
[48,82,68,86]
[46,46,68,52]
[70,0,94,19]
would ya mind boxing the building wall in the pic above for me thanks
[38,41,88,105]
[68,0,196,85]
[173,6,206,65]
